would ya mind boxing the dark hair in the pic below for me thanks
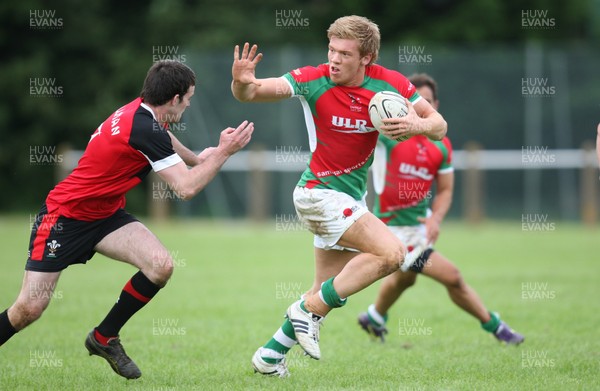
[140,61,196,106]
[408,73,438,102]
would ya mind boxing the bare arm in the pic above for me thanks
[418,171,454,244]
[381,98,447,141]
[157,121,254,200]
[231,43,291,102]
[168,131,200,167]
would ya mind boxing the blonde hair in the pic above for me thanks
[327,15,380,65]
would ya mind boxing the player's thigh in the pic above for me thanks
[94,221,171,274]
[337,212,405,258]
[307,248,358,295]
[420,251,461,286]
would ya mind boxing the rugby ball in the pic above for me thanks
[368,91,410,141]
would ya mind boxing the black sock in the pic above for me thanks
[96,271,161,340]
[0,309,17,347]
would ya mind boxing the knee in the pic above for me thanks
[10,300,46,330]
[400,272,417,289]
[148,254,174,287]
[385,270,416,290]
[378,245,406,276]
[444,267,464,290]
[156,260,174,286]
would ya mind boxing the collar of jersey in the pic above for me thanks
[140,102,158,121]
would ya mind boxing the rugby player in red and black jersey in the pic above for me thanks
[232,16,447,376]
[0,60,254,379]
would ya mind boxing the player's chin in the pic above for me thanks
[330,73,345,84]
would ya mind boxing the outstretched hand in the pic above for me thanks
[217,120,254,157]
[232,43,263,86]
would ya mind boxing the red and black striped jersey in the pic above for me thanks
[46,98,182,221]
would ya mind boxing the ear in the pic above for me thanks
[361,53,372,66]
[171,95,180,106]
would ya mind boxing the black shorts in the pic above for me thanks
[26,204,138,272]
[409,248,435,273]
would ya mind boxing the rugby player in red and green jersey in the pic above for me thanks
[0,60,254,379]
[232,15,447,376]
[358,73,524,346]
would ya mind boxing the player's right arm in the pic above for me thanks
[231,43,292,102]
[157,121,254,200]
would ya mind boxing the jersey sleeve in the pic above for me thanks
[437,137,453,174]
[129,110,183,172]
[282,65,325,98]
[394,72,421,104]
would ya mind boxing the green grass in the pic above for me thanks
[0,216,598,390]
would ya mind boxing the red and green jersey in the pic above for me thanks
[373,134,453,226]
[282,63,420,200]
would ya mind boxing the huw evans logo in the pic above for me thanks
[398,45,432,64]
[30,78,63,98]
[521,10,556,29]
[521,78,556,98]
[275,10,309,29]
[152,46,187,63]
[29,10,63,30]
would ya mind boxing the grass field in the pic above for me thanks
[0,216,598,390]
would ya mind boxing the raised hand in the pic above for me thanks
[232,43,263,86]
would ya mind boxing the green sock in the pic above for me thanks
[299,300,309,313]
[367,304,388,327]
[319,277,347,308]
[262,318,296,364]
[481,311,501,333]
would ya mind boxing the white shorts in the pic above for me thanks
[293,187,369,251]
[387,225,430,251]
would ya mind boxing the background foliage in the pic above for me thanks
[0,0,597,212]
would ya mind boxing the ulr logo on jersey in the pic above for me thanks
[399,163,433,180]
[331,116,376,133]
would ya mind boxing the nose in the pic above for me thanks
[329,51,340,64]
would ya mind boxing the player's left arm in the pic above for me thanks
[382,98,447,142]
[418,171,454,244]
[411,99,447,141]
[168,131,217,167]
